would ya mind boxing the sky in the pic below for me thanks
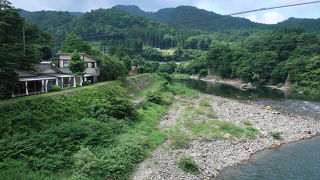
[10,0,320,24]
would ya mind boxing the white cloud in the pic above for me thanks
[246,11,285,24]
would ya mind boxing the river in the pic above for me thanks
[173,79,320,180]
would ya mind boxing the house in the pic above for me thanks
[57,53,100,83]
[12,53,101,97]
[128,65,140,76]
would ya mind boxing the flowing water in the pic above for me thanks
[173,79,320,180]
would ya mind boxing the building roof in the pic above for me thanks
[19,76,57,82]
[58,67,72,74]
[15,69,37,78]
[34,63,63,74]
[45,74,74,78]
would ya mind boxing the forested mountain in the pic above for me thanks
[114,5,263,31]
[21,8,202,49]
[273,17,320,32]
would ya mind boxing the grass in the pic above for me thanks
[184,120,260,139]
[181,106,259,140]
[199,98,211,107]
[167,84,199,99]
[172,74,191,79]
[183,106,218,120]
[270,131,282,140]
[131,74,165,99]
[167,125,190,149]
[242,120,252,126]
[178,156,200,175]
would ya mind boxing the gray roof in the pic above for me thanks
[19,76,57,82]
[34,63,62,74]
[59,67,72,74]
[15,69,37,78]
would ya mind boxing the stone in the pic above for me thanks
[264,106,273,110]
[224,133,232,138]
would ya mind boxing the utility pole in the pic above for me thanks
[22,24,26,54]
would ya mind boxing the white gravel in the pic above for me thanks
[131,94,320,180]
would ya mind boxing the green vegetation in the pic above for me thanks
[181,106,259,140]
[270,131,283,140]
[167,125,190,149]
[179,28,320,95]
[0,75,170,180]
[199,98,211,107]
[69,51,86,76]
[49,85,61,92]
[242,120,252,126]
[177,156,200,175]
[0,0,53,99]
[167,84,199,99]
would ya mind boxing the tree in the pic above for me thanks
[158,62,177,74]
[100,54,127,81]
[69,51,86,76]
[61,33,91,54]
[0,0,42,98]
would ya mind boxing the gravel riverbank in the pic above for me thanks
[131,93,320,180]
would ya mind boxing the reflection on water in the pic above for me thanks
[216,137,320,180]
[173,79,320,119]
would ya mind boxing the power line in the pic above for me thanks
[82,0,320,40]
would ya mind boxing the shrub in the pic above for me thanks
[99,133,148,180]
[89,98,138,120]
[242,120,252,126]
[270,131,282,140]
[73,148,99,176]
[147,90,164,105]
[178,156,200,175]
[49,85,61,92]
[82,81,91,86]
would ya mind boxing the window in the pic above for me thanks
[63,60,70,68]
[87,62,95,68]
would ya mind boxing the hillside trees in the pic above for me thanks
[0,0,51,98]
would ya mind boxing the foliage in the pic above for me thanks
[177,156,200,175]
[199,98,211,107]
[270,131,282,140]
[61,33,92,54]
[0,1,51,99]
[0,75,171,180]
[167,125,190,149]
[69,51,86,76]
[100,54,127,81]
[49,85,61,92]
[242,120,252,126]
[146,90,164,105]
[158,62,177,74]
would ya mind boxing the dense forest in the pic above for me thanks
[12,3,320,95]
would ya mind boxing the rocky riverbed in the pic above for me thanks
[131,93,320,180]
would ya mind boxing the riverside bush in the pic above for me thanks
[178,156,200,175]
[271,131,282,140]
